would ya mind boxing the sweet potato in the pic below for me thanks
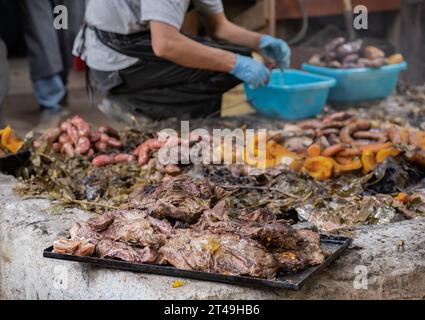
[364,46,385,60]
[71,116,90,137]
[386,53,404,65]
[98,125,119,139]
[75,137,91,155]
[92,155,115,167]
[62,142,75,158]
[114,154,135,164]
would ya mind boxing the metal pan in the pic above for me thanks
[44,234,351,291]
[0,150,30,175]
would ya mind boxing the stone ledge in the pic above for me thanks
[1,174,424,300]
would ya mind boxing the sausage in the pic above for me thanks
[95,141,108,153]
[98,125,119,139]
[337,148,361,157]
[317,128,340,137]
[92,155,115,167]
[322,144,345,157]
[76,137,91,155]
[71,116,90,137]
[388,126,401,144]
[340,120,372,144]
[114,154,135,163]
[321,121,347,129]
[62,142,75,157]
[298,120,323,130]
[353,131,388,143]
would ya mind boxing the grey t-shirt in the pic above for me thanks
[73,0,224,71]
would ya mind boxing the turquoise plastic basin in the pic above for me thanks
[244,69,336,120]
[302,62,408,104]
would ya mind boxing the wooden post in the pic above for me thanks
[268,0,277,36]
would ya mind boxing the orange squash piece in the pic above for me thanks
[376,148,400,163]
[0,126,24,154]
[396,192,409,204]
[334,159,362,174]
[361,150,377,173]
[307,144,321,157]
[360,142,393,153]
[303,156,334,180]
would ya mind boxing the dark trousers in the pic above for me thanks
[91,30,251,120]
[21,0,85,82]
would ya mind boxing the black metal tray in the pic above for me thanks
[0,150,30,175]
[43,234,351,290]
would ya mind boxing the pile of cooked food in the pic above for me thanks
[53,175,325,279]
[9,92,425,277]
[308,37,404,69]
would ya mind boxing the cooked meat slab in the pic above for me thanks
[195,201,300,250]
[52,176,326,279]
[159,230,278,279]
[128,175,225,222]
[96,239,157,264]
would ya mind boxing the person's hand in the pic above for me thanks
[259,35,291,69]
[230,54,270,89]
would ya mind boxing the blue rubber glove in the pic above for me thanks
[259,35,291,69]
[230,54,270,89]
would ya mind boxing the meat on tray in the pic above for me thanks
[158,230,279,279]
[195,201,300,250]
[128,175,225,223]
[53,176,326,279]
[96,239,158,264]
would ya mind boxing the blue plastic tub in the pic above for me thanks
[302,62,407,104]
[244,69,336,120]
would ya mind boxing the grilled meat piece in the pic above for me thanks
[195,202,300,250]
[102,217,167,249]
[159,230,278,279]
[295,230,325,265]
[96,239,157,264]
[272,251,306,273]
[128,175,225,223]
[53,238,95,257]
[272,230,324,273]
[70,222,103,245]
[87,212,115,232]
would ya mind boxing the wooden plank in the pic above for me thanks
[233,1,268,31]
[276,0,402,19]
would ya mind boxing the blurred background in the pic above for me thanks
[0,0,424,135]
